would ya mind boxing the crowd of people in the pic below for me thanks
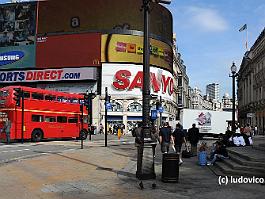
[133,121,232,166]
[222,123,255,147]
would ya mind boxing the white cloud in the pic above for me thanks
[186,6,228,32]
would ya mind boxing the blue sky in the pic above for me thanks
[1,0,264,98]
[166,0,265,98]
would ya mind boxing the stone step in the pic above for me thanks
[214,161,265,178]
[228,153,265,168]
[227,147,265,162]
[222,158,265,174]
[253,144,265,152]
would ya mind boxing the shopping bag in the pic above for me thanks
[198,151,207,166]
[182,144,192,158]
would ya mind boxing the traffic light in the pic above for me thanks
[83,94,90,110]
[13,88,22,106]
[84,94,89,107]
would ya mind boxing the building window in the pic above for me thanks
[109,101,123,112]
[127,102,142,112]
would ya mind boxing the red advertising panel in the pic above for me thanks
[36,33,100,68]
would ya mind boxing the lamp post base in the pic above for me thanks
[136,142,157,180]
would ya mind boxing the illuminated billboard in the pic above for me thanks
[102,63,174,101]
[0,2,37,69]
[36,33,101,68]
[101,34,173,72]
[37,0,173,43]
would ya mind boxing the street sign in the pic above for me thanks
[151,110,158,120]
[106,102,112,110]
[158,106,164,113]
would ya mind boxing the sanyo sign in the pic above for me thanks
[102,63,174,100]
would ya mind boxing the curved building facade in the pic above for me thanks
[0,0,174,133]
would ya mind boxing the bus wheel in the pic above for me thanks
[79,130,88,140]
[31,129,43,142]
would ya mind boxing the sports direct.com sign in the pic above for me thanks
[0,67,97,83]
[102,64,174,101]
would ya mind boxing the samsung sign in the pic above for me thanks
[0,51,24,66]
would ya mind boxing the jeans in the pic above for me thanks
[209,154,228,164]
[6,132,10,144]
[161,142,170,153]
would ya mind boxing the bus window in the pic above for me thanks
[45,116,56,122]
[69,98,78,104]
[0,90,9,97]
[57,116,67,123]
[23,91,30,99]
[32,92,44,100]
[57,96,68,103]
[68,117,78,123]
[45,95,56,101]
[32,115,44,122]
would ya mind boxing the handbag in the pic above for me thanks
[182,144,192,158]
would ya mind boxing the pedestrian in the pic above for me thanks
[159,122,173,154]
[99,123,104,134]
[150,123,159,143]
[207,141,229,165]
[2,119,11,144]
[172,123,186,165]
[187,123,200,156]
[242,124,251,145]
[134,122,144,180]
[254,125,258,136]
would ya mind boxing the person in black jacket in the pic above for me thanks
[187,123,200,156]
[172,123,186,164]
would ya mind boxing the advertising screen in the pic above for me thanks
[36,33,101,68]
[37,0,172,43]
[0,2,37,69]
[102,63,174,101]
[101,34,173,72]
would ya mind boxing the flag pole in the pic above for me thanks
[246,26,248,51]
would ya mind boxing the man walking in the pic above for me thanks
[172,123,186,164]
[187,123,200,156]
[159,122,173,154]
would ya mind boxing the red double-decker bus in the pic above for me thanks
[0,86,89,142]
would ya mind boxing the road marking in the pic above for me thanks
[1,148,30,153]
[0,153,47,164]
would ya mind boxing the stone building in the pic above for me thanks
[173,34,192,121]
[238,28,265,134]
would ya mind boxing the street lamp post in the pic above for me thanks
[230,62,238,133]
[136,0,171,182]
